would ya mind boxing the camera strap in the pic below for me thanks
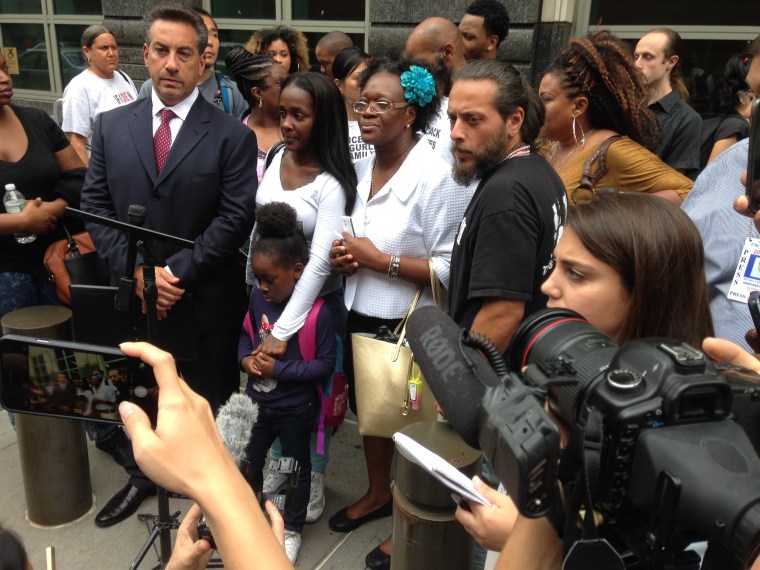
[562,408,604,543]
[560,409,625,570]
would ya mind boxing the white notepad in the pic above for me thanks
[392,432,491,507]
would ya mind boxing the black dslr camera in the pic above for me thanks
[198,457,300,549]
[424,308,760,569]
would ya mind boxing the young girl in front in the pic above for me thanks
[239,202,336,564]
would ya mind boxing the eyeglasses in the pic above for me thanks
[263,80,283,90]
[352,100,409,114]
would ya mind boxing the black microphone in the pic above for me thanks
[115,205,147,311]
[406,306,502,449]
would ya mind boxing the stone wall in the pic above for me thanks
[102,0,200,85]
[367,0,561,85]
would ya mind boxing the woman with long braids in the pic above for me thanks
[538,31,693,205]
[225,47,287,184]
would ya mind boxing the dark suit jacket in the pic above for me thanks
[81,94,258,335]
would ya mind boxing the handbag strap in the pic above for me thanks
[429,258,444,309]
[577,135,622,191]
[61,223,81,257]
[391,287,423,361]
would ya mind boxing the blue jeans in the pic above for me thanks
[0,271,60,318]
[246,398,317,533]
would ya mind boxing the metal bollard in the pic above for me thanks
[391,421,481,570]
[2,306,93,526]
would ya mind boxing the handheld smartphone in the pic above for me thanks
[746,97,760,213]
[0,334,157,425]
[749,291,760,332]
[341,215,356,237]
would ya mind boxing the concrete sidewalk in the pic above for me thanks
[0,412,390,569]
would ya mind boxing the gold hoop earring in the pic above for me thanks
[258,97,263,108]
[577,120,587,147]
[572,115,578,145]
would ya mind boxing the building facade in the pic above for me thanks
[1,0,757,114]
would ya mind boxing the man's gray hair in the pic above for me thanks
[144,3,208,56]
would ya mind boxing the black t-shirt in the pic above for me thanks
[448,153,567,332]
[715,114,750,143]
[0,105,80,273]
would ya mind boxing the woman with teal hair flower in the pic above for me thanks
[326,57,476,570]
[400,64,437,107]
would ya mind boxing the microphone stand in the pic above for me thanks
[66,207,194,569]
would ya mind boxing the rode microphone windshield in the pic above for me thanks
[406,306,502,449]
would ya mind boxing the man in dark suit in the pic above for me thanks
[81,3,257,527]
[50,372,77,414]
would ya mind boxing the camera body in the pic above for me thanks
[475,309,760,566]
[198,457,300,549]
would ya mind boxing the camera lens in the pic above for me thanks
[509,308,618,427]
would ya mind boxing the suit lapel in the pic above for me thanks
[156,97,210,185]
[128,98,158,184]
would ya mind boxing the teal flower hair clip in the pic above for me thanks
[400,65,436,107]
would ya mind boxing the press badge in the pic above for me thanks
[728,237,760,302]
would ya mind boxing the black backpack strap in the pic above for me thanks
[265,141,286,171]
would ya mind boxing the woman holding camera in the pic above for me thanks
[457,192,714,564]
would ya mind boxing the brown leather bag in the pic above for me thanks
[570,135,623,205]
[43,225,110,305]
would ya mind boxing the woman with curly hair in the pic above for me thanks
[246,26,309,74]
[539,31,693,205]
[327,58,475,570]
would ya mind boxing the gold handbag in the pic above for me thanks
[352,260,441,438]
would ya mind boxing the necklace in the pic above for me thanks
[369,140,415,199]
[547,129,596,172]
[506,143,531,160]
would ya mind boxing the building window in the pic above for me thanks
[210,0,368,73]
[0,0,98,98]
[589,0,760,27]
[574,0,759,114]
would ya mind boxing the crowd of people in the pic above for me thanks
[1,1,759,568]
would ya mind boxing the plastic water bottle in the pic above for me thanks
[3,184,36,244]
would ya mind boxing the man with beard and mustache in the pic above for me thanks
[447,59,567,353]
[404,17,467,164]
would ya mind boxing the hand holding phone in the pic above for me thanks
[745,98,760,213]
[0,335,156,425]
[341,215,356,237]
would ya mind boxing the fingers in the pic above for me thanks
[259,336,287,358]
[746,329,760,354]
[702,337,760,373]
[180,503,204,529]
[265,500,285,548]
[119,342,184,399]
[118,400,154,454]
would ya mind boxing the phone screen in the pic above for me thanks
[0,335,157,425]
[746,98,760,213]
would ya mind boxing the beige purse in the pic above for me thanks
[352,260,441,438]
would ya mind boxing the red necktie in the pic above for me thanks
[154,108,176,173]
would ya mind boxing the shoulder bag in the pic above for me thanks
[351,260,442,438]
